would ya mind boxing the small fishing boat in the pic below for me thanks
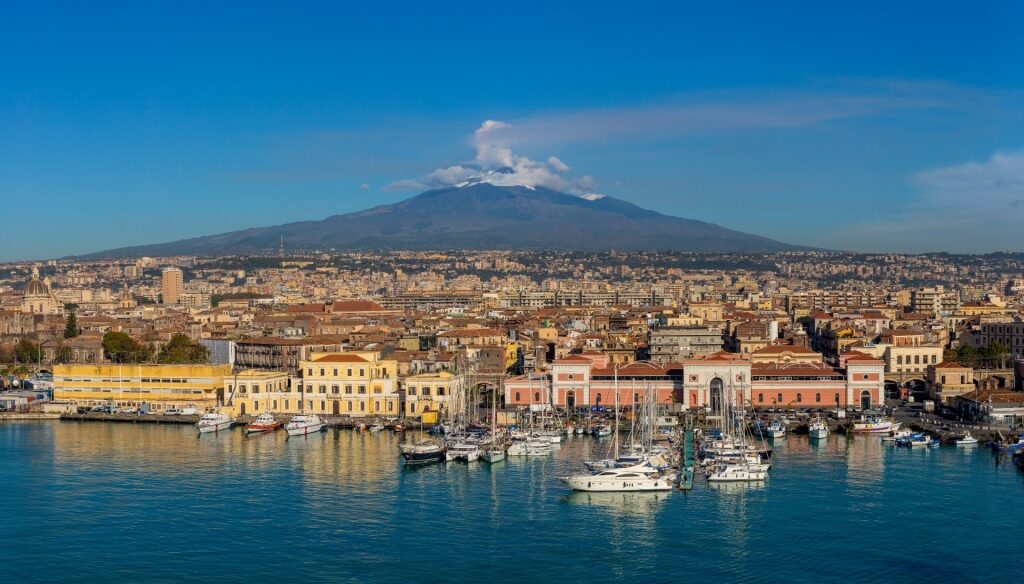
[285,414,326,436]
[882,429,912,442]
[368,423,385,433]
[400,440,447,465]
[593,425,612,437]
[196,411,233,434]
[766,419,786,439]
[808,419,829,439]
[955,433,978,446]
[849,415,901,434]
[928,438,941,448]
[245,412,282,434]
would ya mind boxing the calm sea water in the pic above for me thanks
[1,421,1021,583]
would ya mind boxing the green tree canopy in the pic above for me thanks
[64,309,79,339]
[14,339,40,364]
[102,332,150,363]
[157,334,208,364]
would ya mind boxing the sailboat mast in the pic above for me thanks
[614,366,619,460]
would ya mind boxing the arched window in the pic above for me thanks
[758,393,764,403]
[777,393,783,404]
[796,393,802,403]
[515,392,521,402]
[815,393,821,403]
[709,378,724,413]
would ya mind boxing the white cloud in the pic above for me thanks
[830,149,1024,252]
[383,120,603,197]
[358,182,370,190]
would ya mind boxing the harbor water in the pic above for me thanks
[2,422,1022,583]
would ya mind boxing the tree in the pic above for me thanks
[14,339,40,364]
[64,309,79,339]
[157,334,208,364]
[54,345,74,364]
[102,332,150,363]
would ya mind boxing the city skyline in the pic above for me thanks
[2,2,1023,260]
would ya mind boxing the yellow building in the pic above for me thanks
[53,363,231,411]
[404,370,465,420]
[295,352,400,417]
[224,370,292,416]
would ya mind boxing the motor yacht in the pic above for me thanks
[196,412,232,434]
[285,414,326,436]
[244,413,282,434]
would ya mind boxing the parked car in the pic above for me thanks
[180,407,198,416]
[164,408,183,416]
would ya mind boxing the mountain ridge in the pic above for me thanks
[79,183,807,257]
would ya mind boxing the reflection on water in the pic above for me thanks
[3,422,1023,583]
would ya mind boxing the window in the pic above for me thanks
[359,369,365,377]
[333,369,338,376]
[568,374,574,380]
[388,402,393,412]
[931,355,937,364]
[777,393,782,404]
[437,387,445,396]
[815,393,821,403]
[423,387,431,396]
[633,393,640,404]
[253,384,260,394]
[410,403,416,413]
[515,392,521,401]
[347,402,352,412]
[896,356,903,365]
[358,385,366,394]
[319,384,326,394]
[409,387,417,396]
[796,393,802,403]
[254,402,259,410]
[347,369,352,376]
[273,400,278,409]
[332,385,339,394]
[758,393,764,403]
[360,402,365,412]
[320,368,325,376]
[285,400,289,409]
[320,402,325,411]
[345,385,352,394]
[834,393,840,404]
[534,392,540,402]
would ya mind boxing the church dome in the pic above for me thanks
[23,267,51,297]
[24,277,49,297]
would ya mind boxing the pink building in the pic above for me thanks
[505,351,885,411]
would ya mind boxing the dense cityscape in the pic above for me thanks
[3,251,1023,425]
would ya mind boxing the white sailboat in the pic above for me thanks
[481,384,505,463]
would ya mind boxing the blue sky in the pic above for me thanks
[2,1,1022,260]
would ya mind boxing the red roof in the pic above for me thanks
[313,354,368,363]
[331,300,386,312]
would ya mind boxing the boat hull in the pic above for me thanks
[285,423,326,436]
[401,448,447,465]
[561,475,675,492]
[197,420,232,433]
[245,423,282,434]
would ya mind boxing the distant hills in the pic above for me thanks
[81,182,806,257]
